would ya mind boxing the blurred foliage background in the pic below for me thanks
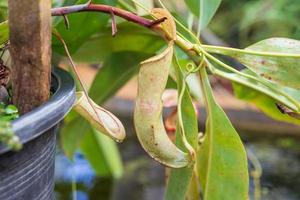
[209,0,300,47]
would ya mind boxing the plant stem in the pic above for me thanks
[51,3,201,63]
[51,3,163,28]
[203,44,300,58]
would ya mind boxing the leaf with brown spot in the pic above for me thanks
[230,70,300,123]
[208,38,300,89]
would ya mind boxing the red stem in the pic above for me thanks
[51,3,163,28]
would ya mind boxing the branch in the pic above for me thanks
[51,3,165,28]
[51,3,200,63]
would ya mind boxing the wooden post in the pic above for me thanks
[8,0,51,114]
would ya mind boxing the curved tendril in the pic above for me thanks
[185,54,206,74]
[174,55,195,157]
[177,74,195,157]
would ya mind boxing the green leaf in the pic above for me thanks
[5,105,18,115]
[135,0,154,15]
[0,1,8,22]
[231,69,300,125]
[80,128,123,178]
[213,67,300,113]
[164,126,197,199]
[198,67,249,200]
[165,58,198,200]
[61,112,124,178]
[60,114,91,159]
[52,0,117,54]
[0,121,22,151]
[0,20,8,45]
[0,103,19,121]
[207,38,300,89]
[0,1,8,8]
[233,81,300,125]
[184,0,222,31]
[61,114,123,178]
[72,23,163,63]
[89,51,152,104]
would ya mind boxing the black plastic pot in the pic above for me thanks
[0,67,75,200]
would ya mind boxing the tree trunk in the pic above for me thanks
[8,0,51,114]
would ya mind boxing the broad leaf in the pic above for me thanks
[0,1,8,22]
[0,20,8,45]
[61,112,124,178]
[206,38,300,89]
[53,0,117,54]
[60,113,91,159]
[233,81,300,125]
[232,69,300,125]
[198,67,249,200]
[135,0,154,15]
[0,1,8,9]
[184,0,222,31]
[80,128,123,178]
[213,68,300,113]
[89,51,152,104]
[165,59,198,199]
[72,23,163,62]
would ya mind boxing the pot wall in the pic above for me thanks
[0,127,57,200]
[0,67,76,200]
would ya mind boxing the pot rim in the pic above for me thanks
[0,67,76,154]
